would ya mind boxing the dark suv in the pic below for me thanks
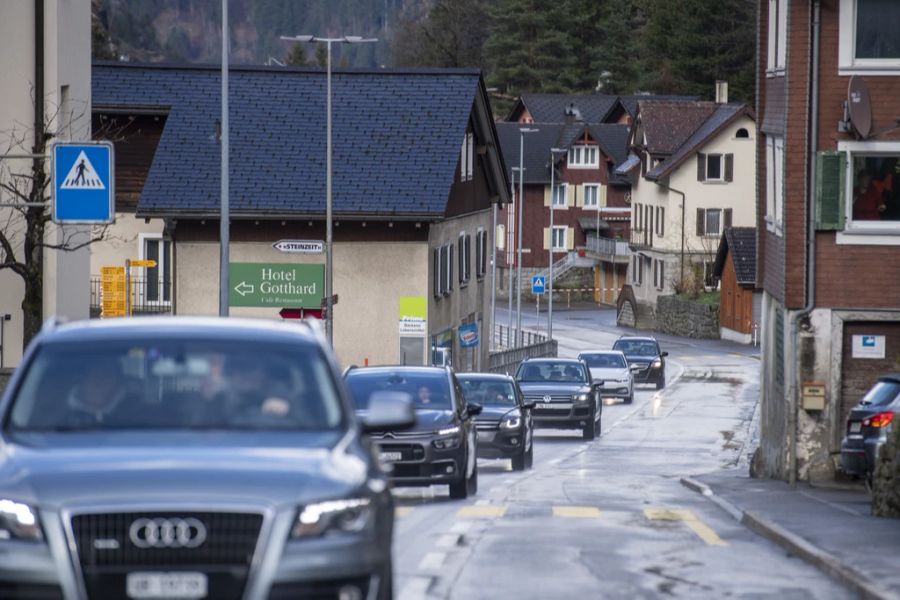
[515,358,602,440]
[612,336,668,390]
[458,373,534,470]
[840,374,900,483]
[344,366,481,499]
[0,317,413,600]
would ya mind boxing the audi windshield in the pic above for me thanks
[6,340,344,431]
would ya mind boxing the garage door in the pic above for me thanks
[841,322,900,425]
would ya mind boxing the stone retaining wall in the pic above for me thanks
[656,295,720,339]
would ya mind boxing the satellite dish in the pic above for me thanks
[848,76,873,139]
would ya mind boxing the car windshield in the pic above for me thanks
[860,381,900,407]
[346,371,452,410]
[613,340,660,357]
[6,340,344,432]
[517,362,587,383]
[458,378,517,406]
[580,353,626,369]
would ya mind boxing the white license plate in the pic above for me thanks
[478,431,495,442]
[379,451,403,462]
[126,572,207,599]
[537,403,571,410]
[850,422,862,433]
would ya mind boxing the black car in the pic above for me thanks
[458,373,534,470]
[344,366,482,499]
[0,317,415,600]
[840,374,900,482]
[612,336,668,390]
[515,358,602,440]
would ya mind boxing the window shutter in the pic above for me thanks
[433,248,441,298]
[724,208,733,230]
[575,185,584,207]
[660,261,665,290]
[567,184,575,207]
[566,227,575,250]
[448,244,454,292]
[696,208,706,235]
[725,154,734,182]
[600,184,608,207]
[543,227,551,250]
[466,235,472,281]
[544,185,552,207]
[697,153,707,181]
[660,207,665,237]
[815,151,847,230]
[482,231,488,276]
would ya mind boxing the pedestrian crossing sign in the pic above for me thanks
[52,142,115,224]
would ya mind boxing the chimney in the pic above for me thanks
[715,80,728,104]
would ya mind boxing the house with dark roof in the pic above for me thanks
[89,62,509,370]
[495,121,631,305]
[508,93,699,126]
[712,227,761,344]
[614,88,756,327]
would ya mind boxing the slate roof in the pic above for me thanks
[638,101,718,156]
[515,93,619,123]
[645,104,752,181]
[495,122,630,185]
[616,94,699,119]
[92,62,493,217]
[713,227,757,287]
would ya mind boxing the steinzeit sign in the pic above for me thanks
[229,263,324,308]
[272,240,325,254]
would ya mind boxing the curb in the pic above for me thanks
[680,477,900,600]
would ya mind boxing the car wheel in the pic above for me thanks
[525,443,534,469]
[656,373,665,390]
[511,451,526,471]
[594,412,602,436]
[449,471,469,499]
[624,391,633,404]
[583,412,597,440]
[467,462,478,495]
[376,560,393,600]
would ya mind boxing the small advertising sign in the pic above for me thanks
[459,322,479,348]
[852,335,885,359]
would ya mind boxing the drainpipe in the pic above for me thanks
[789,0,820,488]
[655,181,686,282]
[34,0,44,149]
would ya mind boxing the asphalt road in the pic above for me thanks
[391,307,850,599]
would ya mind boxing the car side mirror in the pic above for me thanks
[592,381,604,392]
[522,401,536,410]
[466,402,483,417]
[660,351,669,357]
[360,391,416,433]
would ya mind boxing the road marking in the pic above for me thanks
[643,507,727,546]
[552,505,602,518]
[418,552,446,570]
[395,507,413,518]
[398,576,433,600]
[449,521,473,534]
[457,505,508,518]
[436,533,462,548]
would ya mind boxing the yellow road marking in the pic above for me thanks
[395,507,413,517]
[552,506,602,518]
[643,507,727,546]
[457,505,507,518]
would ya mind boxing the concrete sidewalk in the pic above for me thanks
[683,470,900,599]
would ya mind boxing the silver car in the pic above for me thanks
[577,350,634,404]
[0,317,413,600]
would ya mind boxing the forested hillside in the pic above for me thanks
[93,0,757,103]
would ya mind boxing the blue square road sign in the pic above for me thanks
[52,142,115,224]
[532,275,546,294]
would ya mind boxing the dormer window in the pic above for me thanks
[568,145,599,169]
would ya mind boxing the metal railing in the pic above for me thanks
[493,325,548,350]
[90,276,173,317]
[488,339,559,375]
[585,235,630,257]
[630,228,650,248]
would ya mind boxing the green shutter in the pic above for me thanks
[815,151,846,230]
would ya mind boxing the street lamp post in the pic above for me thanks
[507,168,516,345]
[516,128,538,347]
[547,147,566,339]
[219,0,229,316]
[280,35,377,346]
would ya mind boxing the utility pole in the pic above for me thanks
[548,147,566,339]
[219,0,229,317]
[516,128,538,347]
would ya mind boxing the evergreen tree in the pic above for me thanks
[593,0,646,94]
[391,0,492,70]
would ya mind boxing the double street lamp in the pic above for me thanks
[547,147,567,339]
[516,128,538,347]
[280,34,377,345]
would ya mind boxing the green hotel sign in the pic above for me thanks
[228,263,324,308]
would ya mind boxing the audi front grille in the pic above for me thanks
[70,511,263,600]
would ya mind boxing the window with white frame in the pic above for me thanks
[583,184,600,208]
[703,260,719,289]
[567,145,599,168]
[840,142,900,231]
[444,243,454,295]
[476,229,487,279]
[632,254,643,285]
[458,233,471,286]
[839,0,900,73]
[653,259,665,291]
[767,0,787,74]
[496,224,506,250]
[459,132,474,181]
[551,226,567,250]
[697,208,732,237]
[552,183,567,207]
[706,154,723,181]
[655,206,665,237]
[766,136,785,234]
[141,235,172,304]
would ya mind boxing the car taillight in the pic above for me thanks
[862,412,894,428]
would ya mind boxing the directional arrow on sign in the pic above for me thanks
[234,281,255,296]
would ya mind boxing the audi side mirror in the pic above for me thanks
[360,391,416,433]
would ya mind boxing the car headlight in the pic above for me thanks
[436,426,460,436]
[0,499,42,542]
[292,498,372,538]
[433,425,461,449]
[652,360,662,368]
[573,393,591,402]
[501,415,522,430]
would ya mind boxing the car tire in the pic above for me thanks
[594,412,602,436]
[467,463,478,496]
[525,443,534,469]
[624,391,633,404]
[583,412,597,440]
[656,373,665,390]
[511,451,526,471]
[449,472,469,499]
[376,560,393,600]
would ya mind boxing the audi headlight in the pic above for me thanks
[292,498,373,538]
[573,393,590,402]
[501,415,522,430]
[0,499,42,542]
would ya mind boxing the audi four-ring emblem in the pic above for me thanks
[129,517,207,549]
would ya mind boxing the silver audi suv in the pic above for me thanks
[0,317,413,600]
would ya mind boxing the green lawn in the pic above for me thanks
[677,291,720,305]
